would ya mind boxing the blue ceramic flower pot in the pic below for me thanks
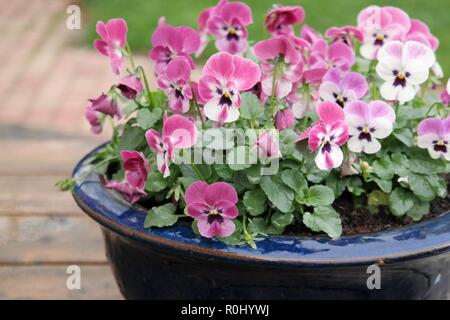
[72,145,450,300]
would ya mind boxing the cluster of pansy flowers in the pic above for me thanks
[79,1,450,240]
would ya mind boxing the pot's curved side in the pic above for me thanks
[102,227,450,299]
[72,144,450,299]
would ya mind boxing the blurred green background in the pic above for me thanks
[83,0,450,75]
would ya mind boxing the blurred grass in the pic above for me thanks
[83,0,450,75]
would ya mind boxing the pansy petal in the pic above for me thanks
[215,201,239,219]
[370,117,393,139]
[205,182,238,206]
[145,129,163,153]
[341,72,368,98]
[185,181,208,205]
[403,40,435,72]
[166,58,191,82]
[368,100,396,123]
[202,52,235,83]
[187,202,210,219]
[231,55,261,91]
[106,18,128,47]
[417,118,442,136]
[316,101,345,124]
[315,144,343,170]
[163,115,198,148]
[319,81,340,102]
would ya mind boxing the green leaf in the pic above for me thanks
[178,176,198,189]
[248,217,283,235]
[303,206,342,239]
[305,185,335,207]
[409,157,447,174]
[243,189,266,216]
[389,187,415,217]
[393,128,414,147]
[326,172,346,198]
[119,125,146,151]
[408,174,436,201]
[239,92,264,120]
[426,175,448,198]
[373,157,395,180]
[407,199,430,221]
[226,146,255,171]
[202,128,235,150]
[279,129,298,156]
[260,176,294,213]
[271,212,294,229]
[368,190,390,207]
[136,108,162,130]
[246,165,262,184]
[281,169,307,195]
[214,164,234,180]
[145,171,168,192]
[373,177,392,193]
[144,204,178,228]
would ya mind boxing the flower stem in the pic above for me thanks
[125,43,136,71]
[135,66,154,108]
[190,88,204,127]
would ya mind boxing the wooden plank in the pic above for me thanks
[0,139,102,176]
[0,265,122,300]
[0,175,81,216]
[0,216,107,264]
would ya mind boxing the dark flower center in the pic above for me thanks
[322,140,332,153]
[392,70,410,87]
[226,27,240,41]
[333,93,347,107]
[357,127,375,141]
[433,140,448,153]
[217,88,234,107]
[373,33,387,46]
[175,88,184,99]
[206,208,224,224]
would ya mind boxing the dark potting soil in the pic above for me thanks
[285,192,449,237]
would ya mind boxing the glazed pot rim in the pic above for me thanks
[72,143,450,267]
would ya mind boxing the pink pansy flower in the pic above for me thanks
[405,19,439,51]
[196,0,228,57]
[308,102,349,170]
[85,94,121,134]
[198,52,261,123]
[207,1,253,55]
[275,109,295,131]
[357,6,411,60]
[145,114,198,177]
[105,181,147,204]
[149,23,200,75]
[441,79,450,107]
[344,101,396,154]
[325,26,363,47]
[264,5,305,36]
[300,24,323,46]
[117,75,144,100]
[106,150,150,204]
[254,130,282,159]
[417,117,450,161]
[304,40,355,84]
[186,181,239,238]
[94,19,128,75]
[254,36,304,99]
[157,58,193,114]
[319,68,368,108]
[376,41,435,104]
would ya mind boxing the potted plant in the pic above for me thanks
[59,2,450,299]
